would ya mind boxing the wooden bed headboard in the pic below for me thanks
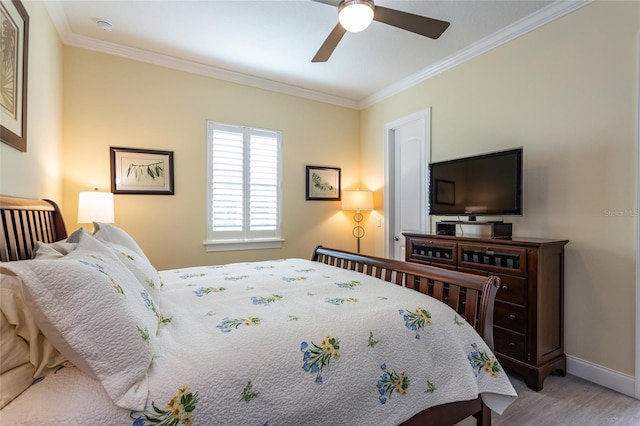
[0,196,68,262]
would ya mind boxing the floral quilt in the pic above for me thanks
[134,258,516,425]
[2,258,517,426]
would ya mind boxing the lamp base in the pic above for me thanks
[352,212,365,254]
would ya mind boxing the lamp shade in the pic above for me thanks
[342,190,373,211]
[78,191,115,224]
[338,0,374,33]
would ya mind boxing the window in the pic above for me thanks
[205,121,282,251]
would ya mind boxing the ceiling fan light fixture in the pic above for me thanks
[338,0,374,33]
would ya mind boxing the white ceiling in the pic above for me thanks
[44,0,590,109]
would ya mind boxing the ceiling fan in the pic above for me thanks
[311,0,450,62]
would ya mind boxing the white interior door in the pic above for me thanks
[384,110,431,260]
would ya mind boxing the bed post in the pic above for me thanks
[474,401,492,425]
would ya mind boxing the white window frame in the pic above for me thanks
[204,121,283,252]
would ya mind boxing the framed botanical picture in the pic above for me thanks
[435,179,455,205]
[110,147,175,195]
[1,0,29,152]
[306,166,341,201]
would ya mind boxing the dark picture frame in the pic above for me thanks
[110,147,175,195]
[435,179,455,205]
[306,166,341,201]
[1,0,29,152]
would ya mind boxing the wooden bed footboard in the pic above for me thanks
[312,245,500,348]
[311,245,501,426]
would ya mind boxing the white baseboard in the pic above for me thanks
[567,355,637,399]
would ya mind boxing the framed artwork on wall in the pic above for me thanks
[110,147,175,195]
[306,166,341,201]
[0,0,29,152]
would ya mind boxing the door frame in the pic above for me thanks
[383,108,431,258]
[635,34,639,400]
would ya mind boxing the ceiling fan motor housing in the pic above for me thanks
[338,0,375,33]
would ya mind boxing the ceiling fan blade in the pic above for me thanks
[312,23,347,62]
[310,0,341,7]
[373,6,450,39]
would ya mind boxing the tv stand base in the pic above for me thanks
[436,221,513,238]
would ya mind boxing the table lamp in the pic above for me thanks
[342,189,373,253]
[78,189,115,225]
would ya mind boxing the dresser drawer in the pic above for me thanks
[457,268,526,305]
[494,301,526,334]
[496,275,527,305]
[494,327,527,362]
[458,243,528,277]
[406,237,457,267]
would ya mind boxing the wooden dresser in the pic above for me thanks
[403,232,569,391]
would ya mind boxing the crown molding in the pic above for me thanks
[43,1,360,110]
[69,33,360,110]
[359,0,594,109]
[45,0,591,112]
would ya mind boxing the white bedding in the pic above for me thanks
[2,254,516,425]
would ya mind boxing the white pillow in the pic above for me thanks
[32,241,77,260]
[0,271,68,409]
[92,222,148,260]
[0,309,32,409]
[2,231,159,411]
[92,223,162,304]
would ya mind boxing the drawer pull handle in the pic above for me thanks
[509,342,517,348]
[501,285,509,292]
[509,314,516,321]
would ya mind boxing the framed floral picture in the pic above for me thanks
[110,147,174,195]
[1,0,29,152]
[306,166,341,201]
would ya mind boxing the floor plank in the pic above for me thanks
[456,372,640,426]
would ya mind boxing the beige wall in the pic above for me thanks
[361,1,639,376]
[62,48,361,269]
[0,1,63,200]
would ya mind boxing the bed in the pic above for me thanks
[0,196,516,425]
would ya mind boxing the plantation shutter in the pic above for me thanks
[206,121,281,246]
[249,130,279,232]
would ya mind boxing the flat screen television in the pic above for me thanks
[429,148,523,221]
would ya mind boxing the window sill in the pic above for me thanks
[203,238,284,252]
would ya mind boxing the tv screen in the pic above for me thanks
[429,148,523,219]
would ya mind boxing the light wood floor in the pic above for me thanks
[456,372,640,426]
